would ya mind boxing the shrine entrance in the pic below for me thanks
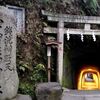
[42,10,100,90]
[63,36,100,89]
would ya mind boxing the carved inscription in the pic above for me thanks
[0,85,2,94]
[0,33,3,64]
[0,68,2,94]
[0,19,3,23]
[4,26,13,71]
[0,19,3,63]
[0,21,3,94]
[0,19,3,28]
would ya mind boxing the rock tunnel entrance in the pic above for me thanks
[63,35,100,89]
[42,10,100,90]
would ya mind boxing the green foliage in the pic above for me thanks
[18,62,30,72]
[41,0,53,3]
[18,64,47,98]
[87,0,99,14]
[81,0,99,15]
[19,82,34,96]
[30,64,47,83]
[17,60,32,78]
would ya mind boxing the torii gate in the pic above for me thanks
[42,10,100,85]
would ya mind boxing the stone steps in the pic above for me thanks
[62,90,100,100]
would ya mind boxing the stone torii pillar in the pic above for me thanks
[57,20,64,84]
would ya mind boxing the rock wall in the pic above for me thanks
[0,0,99,70]
[0,0,84,69]
[0,0,46,69]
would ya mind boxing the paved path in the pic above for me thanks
[62,90,100,100]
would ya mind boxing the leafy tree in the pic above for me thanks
[81,0,100,15]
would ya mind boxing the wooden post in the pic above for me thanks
[57,20,64,84]
[47,46,51,82]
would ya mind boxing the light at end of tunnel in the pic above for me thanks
[77,66,100,90]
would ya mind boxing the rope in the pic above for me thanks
[92,30,96,42]
[66,29,70,41]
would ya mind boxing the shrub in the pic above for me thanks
[18,63,47,98]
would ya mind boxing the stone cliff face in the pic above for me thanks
[0,0,99,68]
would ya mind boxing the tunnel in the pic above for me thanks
[63,35,100,90]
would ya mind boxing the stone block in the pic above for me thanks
[35,82,62,100]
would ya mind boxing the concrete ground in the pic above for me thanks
[62,90,100,100]
[12,94,32,100]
